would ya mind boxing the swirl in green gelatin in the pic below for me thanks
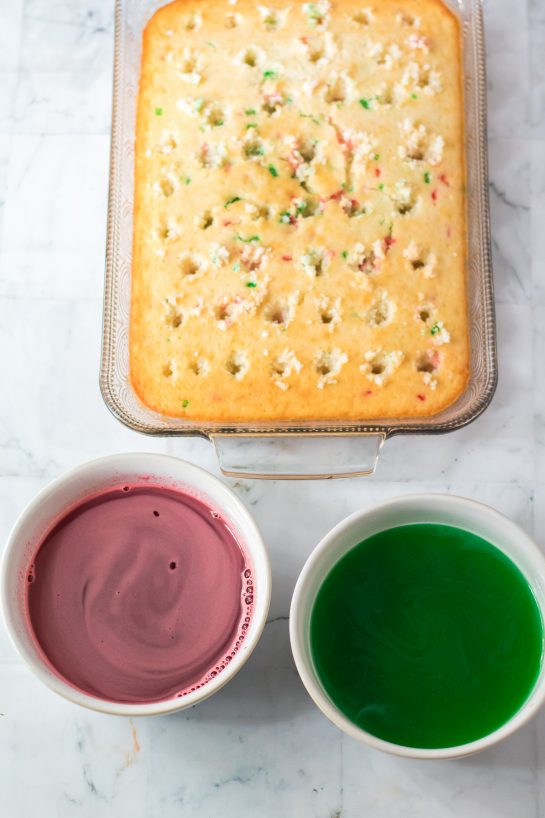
[310,524,543,749]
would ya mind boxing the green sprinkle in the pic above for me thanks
[182,399,190,409]
[430,322,441,336]
[424,171,432,184]
[295,201,307,215]
[378,182,385,190]
[236,234,260,243]
[154,107,163,116]
[206,40,217,49]
[341,250,348,259]
[374,153,380,161]
[411,93,418,100]
[246,123,257,129]
[268,164,279,177]
[233,262,240,272]
[359,98,371,110]
[184,177,192,185]
[214,119,224,127]
[245,281,257,288]
[245,144,265,157]
[245,108,257,116]
[263,70,277,79]
[279,211,292,224]
[225,196,241,208]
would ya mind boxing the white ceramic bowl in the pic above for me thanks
[1,453,271,716]
[290,494,545,759]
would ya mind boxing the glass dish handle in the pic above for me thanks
[211,434,385,480]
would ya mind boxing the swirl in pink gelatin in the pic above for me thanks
[26,486,252,704]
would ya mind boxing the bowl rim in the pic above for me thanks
[0,452,272,716]
[289,492,545,759]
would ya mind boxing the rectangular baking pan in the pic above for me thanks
[100,0,497,478]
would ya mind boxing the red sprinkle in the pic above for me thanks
[438,173,450,187]
[417,394,427,402]
[384,235,396,249]
[431,190,438,203]
[375,167,382,178]
[328,189,344,201]
[223,219,233,227]
[281,255,293,261]
[363,389,373,397]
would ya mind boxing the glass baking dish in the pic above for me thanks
[100,0,497,479]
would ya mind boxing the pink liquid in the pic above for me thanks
[26,485,253,704]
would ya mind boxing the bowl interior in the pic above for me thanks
[290,494,545,759]
[1,453,271,716]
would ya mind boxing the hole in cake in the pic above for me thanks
[418,307,431,322]
[399,12,418,27]
[316,359,331,376]
[163,362,174,378]
[367,296,395,327]
[180,53,197,73]
[266,305,288,325]
[298,138,317,163]
[320,309,334,324]
[262,94,286,116]
[159,218,180,242]
[189,357,210,376]
[412,259,425,270]
[301,196,321,217]
[352,10,372,25]
[225,12,241,28]
[242,48,259,67]
[301,248,328,278]
[159,177,175,197]
[185,13,202,31]
[314,348,348,387]
[204,103,226,127]
[260,8,282,29]
[416,351,439,373]
[264,299,295,326]
[159,132,178,155]
[376,85,393,106]
[198,209,214,229]
[164,301,184,328]
[308,41,325,62]
[250,204,271,221]
[215,303,231,322]
[243,136,265,158]
[325,77,347,104]
[407,147,425,162]
[261,94,284,116]
[226,351,249,379]
[396,200,416,216]
[179,254,202,278]
[272,359,287,377]
[361,349,403,384]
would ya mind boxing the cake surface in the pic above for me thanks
[130,0,468,422]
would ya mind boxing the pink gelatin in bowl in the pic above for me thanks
[1,454,271,716]
[26,485,254,704]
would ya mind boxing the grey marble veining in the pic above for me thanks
[0,1,544,816]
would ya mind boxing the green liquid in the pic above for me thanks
[310,524,543,749]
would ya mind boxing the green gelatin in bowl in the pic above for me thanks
[310,524,544,749]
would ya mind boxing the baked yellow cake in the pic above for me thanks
[131,0,468,422]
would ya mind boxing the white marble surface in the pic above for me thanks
[0,1,544,815]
